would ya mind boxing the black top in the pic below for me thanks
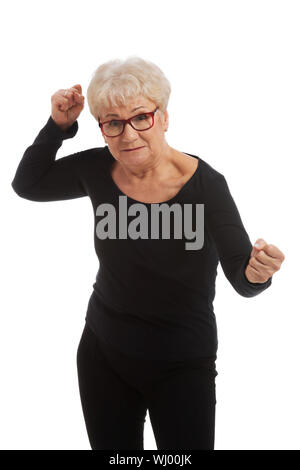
[11,116,272,361]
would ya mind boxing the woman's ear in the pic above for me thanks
[100,127,107,143]
[163,109,169,132]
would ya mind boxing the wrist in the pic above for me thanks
[244,265,269,284]
[58,123,72,132]
[50,116,73,132]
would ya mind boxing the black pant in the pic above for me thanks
[76,322,218,450]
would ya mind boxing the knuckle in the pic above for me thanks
[255,252,262,261]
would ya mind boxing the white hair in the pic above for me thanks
[86,56,171,121]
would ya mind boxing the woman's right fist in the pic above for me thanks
[51,84,85,131]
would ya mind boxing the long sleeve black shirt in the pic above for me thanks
[11,116,272,360]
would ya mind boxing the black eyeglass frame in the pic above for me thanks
[98,107,159,137]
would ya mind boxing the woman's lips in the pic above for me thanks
[123,146,145,152]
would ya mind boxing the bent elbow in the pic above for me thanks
[11,180,25,198]
[11,181,40,201]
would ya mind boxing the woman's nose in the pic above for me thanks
[122,122,139,139]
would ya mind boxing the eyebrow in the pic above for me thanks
[104,106,147,118]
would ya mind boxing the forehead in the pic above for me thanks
[101,95,155,119]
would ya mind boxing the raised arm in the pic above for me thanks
[203,170,273,298]
[11,85,87,202]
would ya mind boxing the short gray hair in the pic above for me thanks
[87,56,171,121]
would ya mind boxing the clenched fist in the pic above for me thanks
[245,238,285,283]
[51,84,85,131]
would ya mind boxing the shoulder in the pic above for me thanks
[74,146,111,168]
[198,157,224,180]
[185,154,231,204]
[183,151,225,182]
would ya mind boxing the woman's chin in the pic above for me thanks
[122,149,148,163]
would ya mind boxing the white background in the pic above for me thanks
[1,0,298,450]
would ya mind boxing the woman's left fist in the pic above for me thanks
[245,238,285,283]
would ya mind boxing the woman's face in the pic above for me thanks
[98,95,169,170]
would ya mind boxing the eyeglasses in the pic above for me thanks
[98,107,159,137]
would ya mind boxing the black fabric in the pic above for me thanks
[11,115,272,360]
[76,321,217,450]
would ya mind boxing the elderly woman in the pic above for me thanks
[11,56,285,450]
